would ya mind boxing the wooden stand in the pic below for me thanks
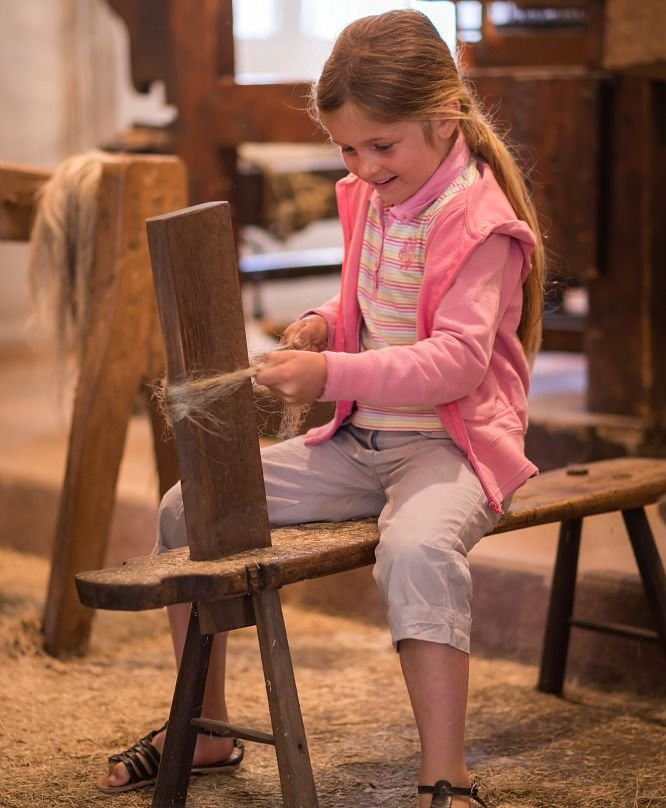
[146,201,317,807]
[0,156,187,657]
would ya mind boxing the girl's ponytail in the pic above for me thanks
[459,97,545,362]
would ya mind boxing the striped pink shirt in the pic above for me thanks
[352,156,478,429]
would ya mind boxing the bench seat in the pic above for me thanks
[76,456,666,613]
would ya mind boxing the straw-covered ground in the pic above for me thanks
[1,547,664,808]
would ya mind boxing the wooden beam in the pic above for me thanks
[207,80,324,147]
[586,76,666,420]
[167,0,235,203]
[0,162,51,241]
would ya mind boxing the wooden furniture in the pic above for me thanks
[103,1,593,350]
[539,504,666,693]
[0,156,187,656]
[76,201,666,807]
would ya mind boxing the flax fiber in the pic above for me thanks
[155,348,311,441]
[27,150,126,366]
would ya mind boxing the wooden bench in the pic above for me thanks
[75,202,666,808]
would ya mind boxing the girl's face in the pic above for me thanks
[320,102,457,206]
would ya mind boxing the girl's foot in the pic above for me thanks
[418,779,488,807]
[97,724,240,793]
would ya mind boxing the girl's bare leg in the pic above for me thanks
[98,603,233,789]
[399,638,471,807]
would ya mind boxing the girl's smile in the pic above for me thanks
[319,102,457,206]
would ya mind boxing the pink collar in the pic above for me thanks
[373,133,471,223]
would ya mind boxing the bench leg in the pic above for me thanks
[538,518,583,695]
[622,508,666,655]
[253,589,319,808]
[153,606,212,808]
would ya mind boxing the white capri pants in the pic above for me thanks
[156,424,503,653]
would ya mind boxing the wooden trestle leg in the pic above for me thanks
[622,508,666,654]
[253,590,319,808]
[153,606,213,808]
[537,518,583,694]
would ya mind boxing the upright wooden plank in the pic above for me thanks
[43,156,188,656]
[146,201,271,560]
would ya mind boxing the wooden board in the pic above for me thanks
[75,457,666,612]
[146,202,271,561]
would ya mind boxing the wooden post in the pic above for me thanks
[167,0,237,205]
[42,156,187,657]
[586,76,666,424]
[146,201,318,805]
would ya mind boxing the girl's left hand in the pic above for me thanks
[255,350,327,405]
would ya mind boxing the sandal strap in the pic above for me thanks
[107,723,166,784]
[418,780,489,807]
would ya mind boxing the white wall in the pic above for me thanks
[1,2,62,345]
[0,0,167,347]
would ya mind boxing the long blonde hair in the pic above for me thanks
[309,10,545,361]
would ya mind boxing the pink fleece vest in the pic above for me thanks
[305,137,538,513]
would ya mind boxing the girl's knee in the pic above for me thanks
[376,528,466,573]
[373,528,474,616]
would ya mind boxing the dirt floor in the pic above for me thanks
[1,547,665,808]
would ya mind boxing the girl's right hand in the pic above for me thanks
[281,314,328,352]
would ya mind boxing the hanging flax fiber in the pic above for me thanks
[27,150,126,366]
[156,345,311,441]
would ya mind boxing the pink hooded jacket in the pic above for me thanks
[304,136,539,513]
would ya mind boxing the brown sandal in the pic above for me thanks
[98,723,244,795]
[417,779,489,807]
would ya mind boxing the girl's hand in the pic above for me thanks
[281,314,328,352]
[255,350,327,405]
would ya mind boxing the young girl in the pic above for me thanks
[98,10,544,806]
